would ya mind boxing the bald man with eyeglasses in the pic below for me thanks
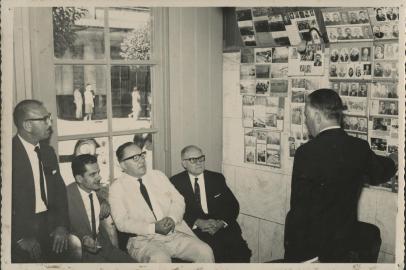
[12,100,69,262]
[109,142,214,263]
[170,145,251,262]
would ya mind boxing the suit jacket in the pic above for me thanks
[66,183,122,262]
[284,128,396,262]
[12,135,68,246]
[109,170,194,240]
[170,170,241,233]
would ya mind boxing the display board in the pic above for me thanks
[237,6,400,192]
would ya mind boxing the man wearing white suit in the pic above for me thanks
[109,142,214,263]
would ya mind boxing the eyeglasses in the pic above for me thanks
[121,151,146,162]
[183,155,205,164]
[25,113,52,123]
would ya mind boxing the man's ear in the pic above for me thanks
[22,120,32,133]
[75,175,83,185]
[181,160,187,170]
[314,111,322,125]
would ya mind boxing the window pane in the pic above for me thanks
[109,7,151,60]
[53,7,105,59]
[112,133,153,181]
[55,65,107,136]
[111,65,152,131]
[58,137,110,186]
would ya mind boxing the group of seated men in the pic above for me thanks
[11,99,251,263]
[11,88,397,264]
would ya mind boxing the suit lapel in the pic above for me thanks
[203,170,213,213]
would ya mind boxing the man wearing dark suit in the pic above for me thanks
[170,145,251,262]
[284,89,397,263]
[12,100,69,262]
[67,154,134,262]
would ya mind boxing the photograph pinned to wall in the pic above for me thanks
[236,8,253,22]
[368,7,399,40]
[244,128,256,164]
[290,103,304,125]
[256,142,267,165]
[295,9,319,43]
[373,61,398,80]
[289,44,324,76]
[371,82,398,99]
[240,80,256,94]
[270,63,288,78]
[255,47,273,63]
[342,115,368,133]
[241,47,255,63]
[369,99,398,116]
[242,35,257,46]
[256,80,270,95]
[270,79,288,97]
[272,47,289,63]
[256,129,268,144]
[265,131,281,168]
[341,97,368,116]
[266,96,285,130]
[240,64,256,80]
[369,116,392,137]
[256,65,271,78]
[269,14,290,46]
[289,120,309,158]
[251,7,276,46]
[238,19,257,46]
[254,96,267,128]
[242,95,255,128]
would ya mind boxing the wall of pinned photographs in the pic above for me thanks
[236,7,320,47]
[236,6,400,192]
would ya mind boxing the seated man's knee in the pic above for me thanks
[148,252,172,263]
[194,242,215,263]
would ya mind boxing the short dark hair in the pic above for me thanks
[116,142,135,162]
[71,154,98,177]
[13,99,43,128]
[307,89,345,121]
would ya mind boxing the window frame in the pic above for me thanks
[49,7,170,179]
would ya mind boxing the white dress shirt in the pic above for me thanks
[77,185,100,234]
[188,173,208,214]
[319,125,341,133]
[18,135,48,213]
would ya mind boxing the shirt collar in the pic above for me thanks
[76,183,96,198]
[188,172,203,181]
[18,134,39,152]
[319,125,341,133]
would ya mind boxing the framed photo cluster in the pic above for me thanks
[322,8,373,43]
[244,129,282,168]
[240,47,289,96]
[368,7,399,40]
[236,7,320,47]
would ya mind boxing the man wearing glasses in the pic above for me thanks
[170,145,251,262]
[12,100,69,262]
[109,142,214,263]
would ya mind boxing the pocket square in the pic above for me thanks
[214,193,222,198]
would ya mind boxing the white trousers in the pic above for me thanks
[127,232,214,263]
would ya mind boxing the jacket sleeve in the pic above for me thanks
[45,146,70,231]
[363,141,397,185]
[212,173,240,224]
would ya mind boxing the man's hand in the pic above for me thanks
[201,220,225,235]
[388,151,398,168]
[99,200,111,220]
[17,238,41,261]
[82,235,102,254]
[49,226,68,254]
[155,217,175,235]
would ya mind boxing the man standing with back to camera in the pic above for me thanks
[171,145,251,262]
[12,100,70,262]
[284,89,397,263]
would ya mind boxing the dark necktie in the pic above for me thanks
[194,178,203,211]
[34,146,47,206]
[138,178,157,220]
[89,193,97,240]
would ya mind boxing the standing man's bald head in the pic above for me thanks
[13,99,53,145]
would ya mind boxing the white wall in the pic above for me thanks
[168,7,223,175]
